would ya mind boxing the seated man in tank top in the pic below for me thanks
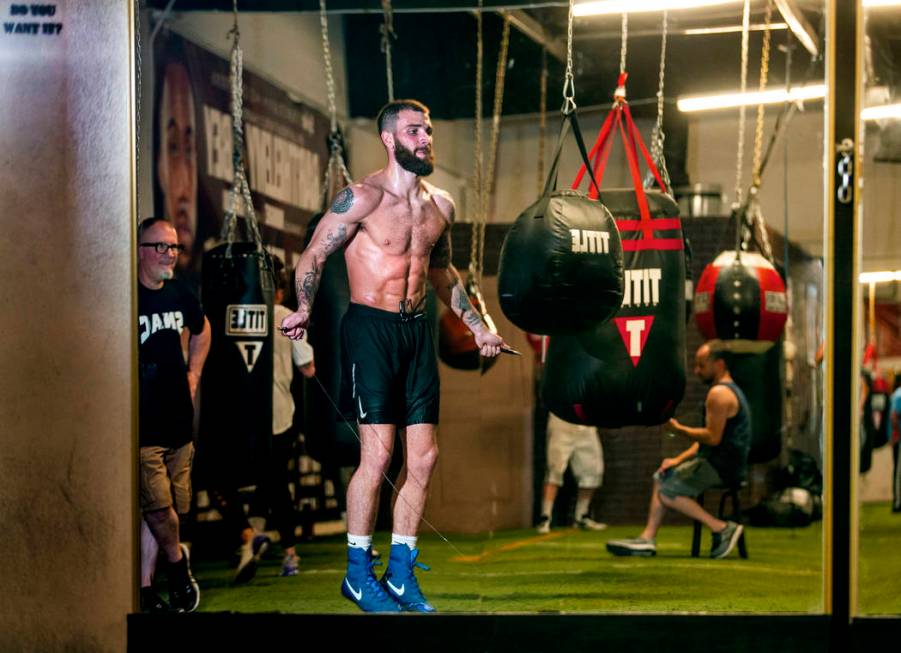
[606,341,752,559]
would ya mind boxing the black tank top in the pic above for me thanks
[699,381,752,486]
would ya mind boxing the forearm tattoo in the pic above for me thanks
[297,258,321,312]
[450,280,486,332]
[331,187,354,214]
[295,224,348,312]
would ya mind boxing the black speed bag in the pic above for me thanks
[498,112,624,335]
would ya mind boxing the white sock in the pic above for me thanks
[391,533,417,550]
[541,499,553,518]
[347,533,372,549]
[575,497,591,519]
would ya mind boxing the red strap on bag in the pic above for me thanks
[571,74,682,252]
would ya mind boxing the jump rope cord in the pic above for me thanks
[308,372,467,557]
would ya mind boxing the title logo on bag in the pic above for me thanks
[570,229,610,254]
[614,316,655,366]
[226,304,268,336]
[235,341,264,373]
[622,268,662,308]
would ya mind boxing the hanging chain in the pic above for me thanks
[734,0,751,207]
[222,2,263,255]
[561,0,576,113]
[538,47,548,194]
[619,13,628,76]
[751,0,774,189]
[471,2,484,278]
[743,0,775,263]
[476,13,511,283]
[319,0,352,206]
[319,0,338,134]
[646,10,671,193]
[380,0,395,102]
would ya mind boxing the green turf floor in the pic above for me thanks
[186,502,900,615]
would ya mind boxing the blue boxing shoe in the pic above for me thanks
[341,546,401,613]
[380,544,436,613]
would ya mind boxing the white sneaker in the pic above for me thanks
[576,516,608,531]
[536,515,551,534]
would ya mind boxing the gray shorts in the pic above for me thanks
[655,457,723,499]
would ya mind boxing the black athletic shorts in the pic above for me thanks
[340,302,440,426]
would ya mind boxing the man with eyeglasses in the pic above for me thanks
[137,217,211,612]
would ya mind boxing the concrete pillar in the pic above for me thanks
[0,1,135,651]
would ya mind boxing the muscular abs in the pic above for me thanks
[344,189,447,312]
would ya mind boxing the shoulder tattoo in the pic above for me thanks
[331,187,354,214]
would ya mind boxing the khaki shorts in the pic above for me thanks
[545,413,604,488]
[140,442,194,514]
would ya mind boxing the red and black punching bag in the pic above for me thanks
[694,250,788,353]
[543,95,687,427]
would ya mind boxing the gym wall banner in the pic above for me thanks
[153,30,329,291]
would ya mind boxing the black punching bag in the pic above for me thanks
[729,342,784,464]
[302,213,360,467]
[198,242,274,489]
[498,110,624,335]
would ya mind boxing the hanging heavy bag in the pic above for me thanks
[197,242,274,489]
[498,109,624,335]
[545,94,686,427]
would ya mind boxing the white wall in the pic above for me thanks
[1,1,135,650]
[685,106,901,272]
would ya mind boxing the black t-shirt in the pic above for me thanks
[138,280,205,448]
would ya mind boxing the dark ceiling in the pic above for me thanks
[147,1,900,123]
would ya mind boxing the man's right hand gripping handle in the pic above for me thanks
[280,310,310,340]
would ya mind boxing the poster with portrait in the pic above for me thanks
[153,30,330,291]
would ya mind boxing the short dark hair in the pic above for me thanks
[376,99,430,135]
[707,347,733,370]
[138,216,172,242]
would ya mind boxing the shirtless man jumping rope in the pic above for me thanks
[281,99,507,613]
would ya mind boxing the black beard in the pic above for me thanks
[394,141,435,176]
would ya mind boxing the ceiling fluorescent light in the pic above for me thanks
[683,23,787,36]
[860,271,901,284]
[862,103,901,121]
[863,0,901,7]
[773,0,819,57]
[574,0,741,17]
[677,84,826,112]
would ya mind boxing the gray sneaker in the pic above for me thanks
[606,537,656,557]
[710,521,743,559]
